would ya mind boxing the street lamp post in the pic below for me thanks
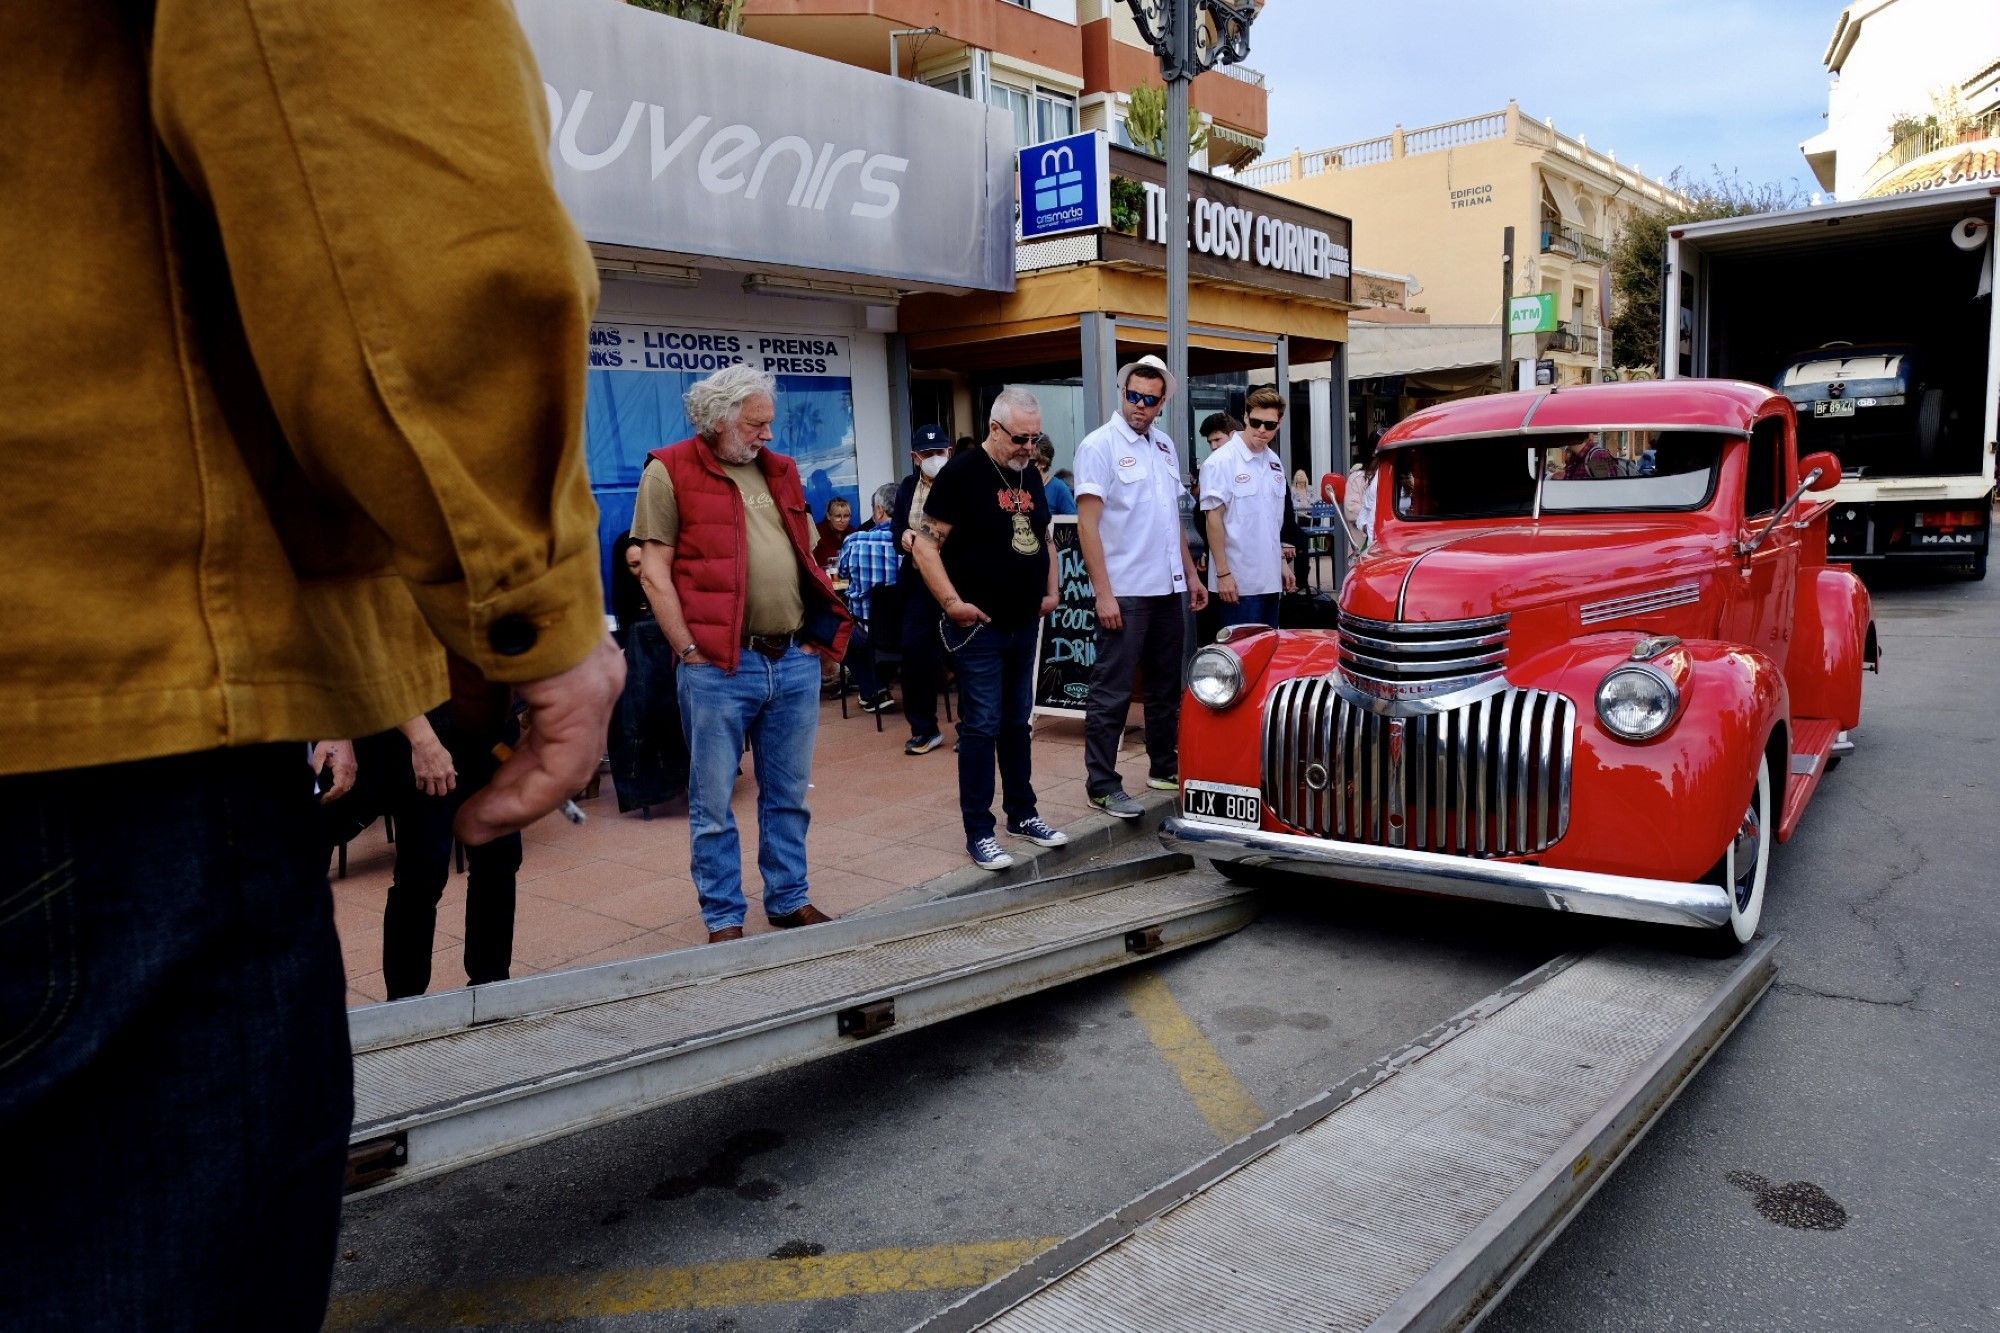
[1122,1,1261,461]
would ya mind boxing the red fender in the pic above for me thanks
[1786,566,1874,729]
[1510,636,1788,881]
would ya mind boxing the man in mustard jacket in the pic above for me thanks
[0,4,622,1327]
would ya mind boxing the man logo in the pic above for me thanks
[1033,145,1084,215]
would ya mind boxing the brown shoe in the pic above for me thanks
[707,926,745,944]
[767,903,833,929]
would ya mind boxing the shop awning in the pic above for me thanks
[1347,323,1502,379]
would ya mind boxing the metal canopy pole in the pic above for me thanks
[1124,1,1261,669]
[1123,0,1262,467]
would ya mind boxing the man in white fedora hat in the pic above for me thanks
[1071,353,1207,819]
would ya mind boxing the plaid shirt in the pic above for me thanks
[836,525,899,623]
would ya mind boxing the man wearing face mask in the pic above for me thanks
[891,425,955,756]
[1073,355,1208,819]
[910,389,1065,871]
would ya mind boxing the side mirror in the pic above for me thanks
[1800,451,1842,491]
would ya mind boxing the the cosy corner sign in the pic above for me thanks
[1022,133,1354,304]
[514,0,1016,293]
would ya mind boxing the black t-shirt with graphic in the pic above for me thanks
[924,445,1051,630]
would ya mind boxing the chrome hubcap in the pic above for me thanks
[1729,802,1763,911]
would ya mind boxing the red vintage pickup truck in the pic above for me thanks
[1162,379,1878,952]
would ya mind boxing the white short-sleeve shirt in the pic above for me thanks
[1198,433,1289,595]
[1073,414,1188,598]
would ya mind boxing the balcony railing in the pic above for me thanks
[1220,104,1692,211]
[1548,321,1601,358]
[1212,62,1266,88]
[1868,105,2000,183]
[1539,221,1609,264]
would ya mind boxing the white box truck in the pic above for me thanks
[1666,184,1998,578]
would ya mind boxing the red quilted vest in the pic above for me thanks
[649,435,850,673]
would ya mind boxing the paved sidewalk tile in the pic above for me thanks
[333,695,1172,1006]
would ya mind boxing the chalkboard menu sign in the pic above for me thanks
[1035,517,1095,716]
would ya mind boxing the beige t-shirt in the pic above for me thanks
[631,458,805,636]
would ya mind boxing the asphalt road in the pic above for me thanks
[329,567,1996,1332]
[1488,566,2000,1332]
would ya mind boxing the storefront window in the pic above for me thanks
[975,379,1087,473]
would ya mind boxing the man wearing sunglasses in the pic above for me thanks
[910,389,1067,871]
[1073,355,1208,820]
[1198,384,1297,632]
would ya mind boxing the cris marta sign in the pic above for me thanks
[513,0,1016,293]
[1020,131,1110,240]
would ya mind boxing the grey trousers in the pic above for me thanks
[1084,593,1184,798]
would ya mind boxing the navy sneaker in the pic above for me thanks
[968,837,1017,871]
[905,732,945,755]
[1006,816,1069,848]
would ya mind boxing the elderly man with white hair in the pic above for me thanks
[911,387,1066,871]
[633,364,850,941]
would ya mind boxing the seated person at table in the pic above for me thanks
[813,496,854,566]
[836,483,901,713]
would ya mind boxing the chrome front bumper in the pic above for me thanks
[1160,816,1734,930]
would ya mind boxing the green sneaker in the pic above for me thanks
[1090,790,1146,820]
[1145,773,1179,791]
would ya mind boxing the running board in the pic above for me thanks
[344,855,1253,1198]
[1781,718,1842,842]
[918,937,1779,1333]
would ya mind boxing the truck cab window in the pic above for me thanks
[1742,420,1783,518]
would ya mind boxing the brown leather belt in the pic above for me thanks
[742,630,799,659]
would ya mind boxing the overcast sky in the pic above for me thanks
[1242,0,1841,200]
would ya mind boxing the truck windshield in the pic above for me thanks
[1394,432,1724,520]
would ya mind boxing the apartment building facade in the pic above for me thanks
[1799,0,2000,199]
[1242,102,1688,388]
[741,1,1270,169]
[734,1,1358,484]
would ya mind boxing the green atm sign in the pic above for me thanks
[1508,293,1557,335]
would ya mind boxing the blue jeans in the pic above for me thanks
[1217,591,1281,631]
[676,644,820,929]
[949,620,1040,842]
[0,745,351,1331]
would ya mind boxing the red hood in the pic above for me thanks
[1342,522,1720,622]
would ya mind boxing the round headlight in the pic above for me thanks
[1595,665,1680,740]
[1189,646,1244,710]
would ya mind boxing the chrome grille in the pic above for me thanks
[1262,678,1575,855]
[1336,611,1509,708]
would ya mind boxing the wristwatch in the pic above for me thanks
[677,642,698,661]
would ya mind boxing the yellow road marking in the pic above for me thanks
[1122,971,1268,1142]
[326,1236,1062,1328]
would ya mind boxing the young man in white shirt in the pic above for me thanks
[1198,384,1296,631]
[1073,354,1208,819]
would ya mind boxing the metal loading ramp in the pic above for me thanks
[921,939,1778,1333]
[345,856,1254,1197]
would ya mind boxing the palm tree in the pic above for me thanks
[626,0,744,31]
